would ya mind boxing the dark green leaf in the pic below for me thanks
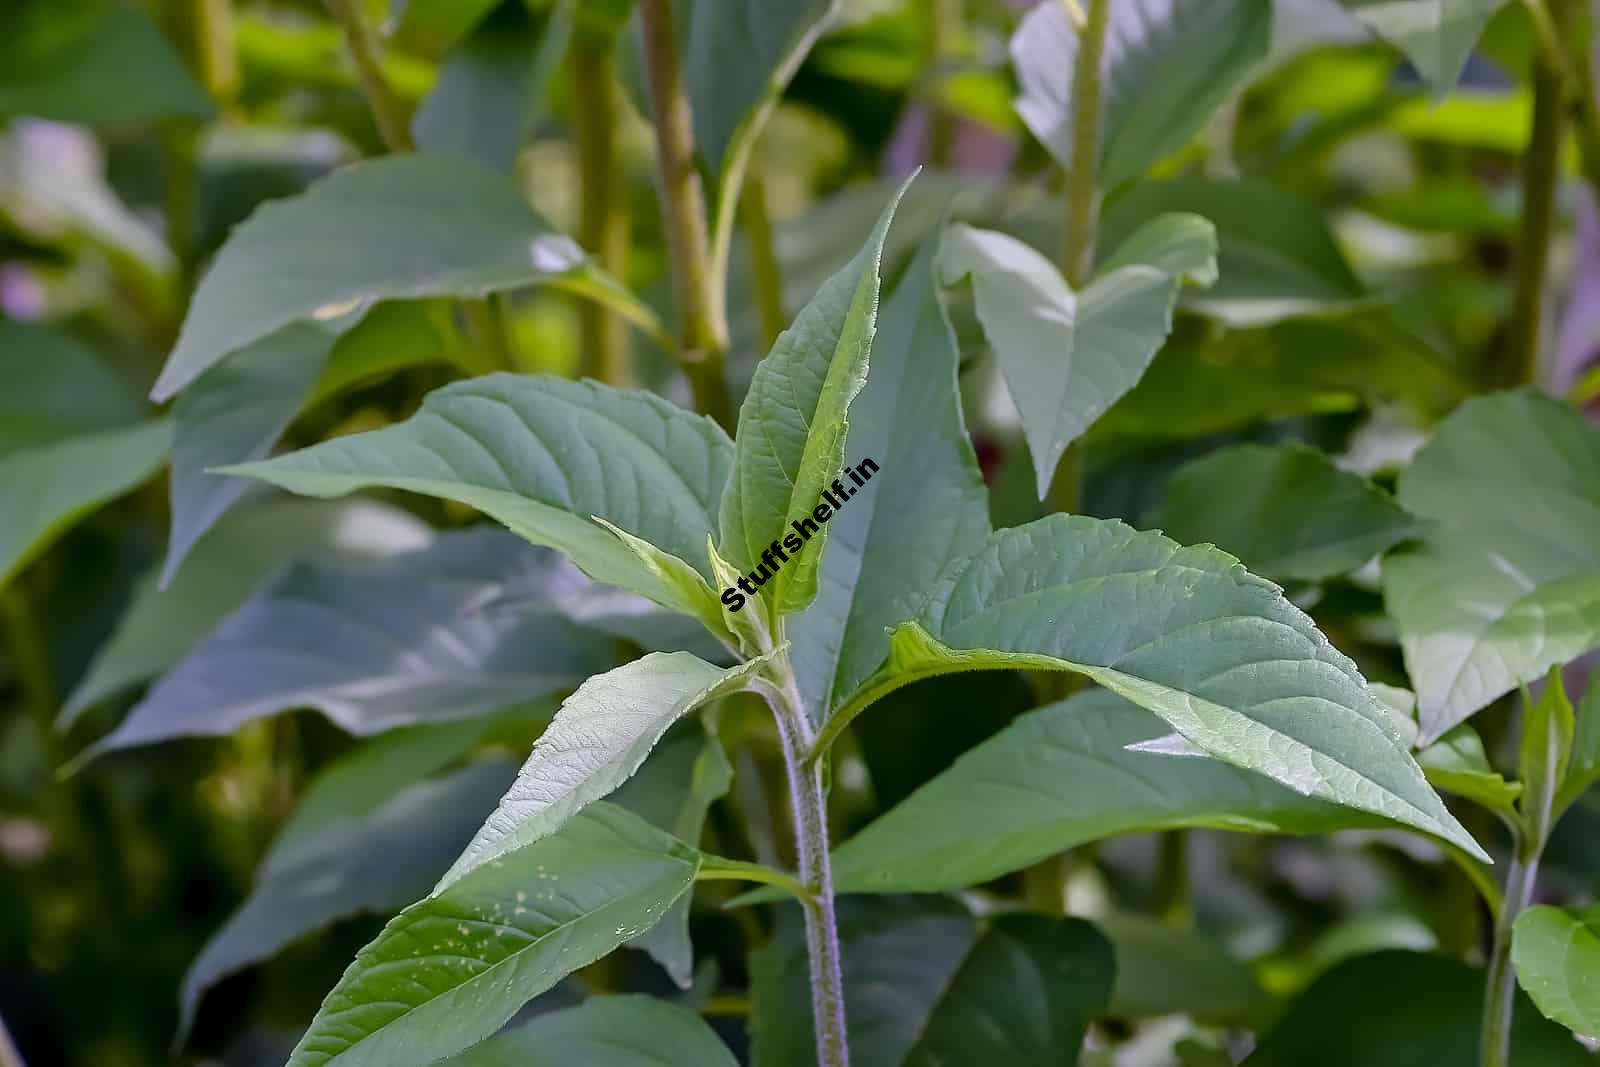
[437,994,739,1066]
[1096,913,1276,1027]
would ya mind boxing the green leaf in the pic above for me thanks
[435,651,769,892]
[62,497,430,726]
[831,689,1382,895]
[0,2,212,123]
[751,897,1113,1066]
[1556,674,1600,818]
[787,238,991,717]
[284,803,701,1067]
[179,758,515,1042]
[1519,670,1575,843]
[0,322,172,589]
[227,373,734,626]
[1098,178,1366,326]
[82,530,617,757]
[162,324,337,586]
[718,175,911,617]
[1012,0,1272,189]
[1096,913,1276,1027]
[151,155,591,401]
[437,994,739,1066]
[1417,724,1522,819]
[1245,950,1593,1065]
[823,514,1486,859]
[1512,905,1600,1038]
[940,214,1217,497]
[1340,0,1508,94]
[1382,390,1600,742]
[1156,442,1419,582]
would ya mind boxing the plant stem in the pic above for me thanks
[1480,844,1541,1067]
[1060,0,1110,289]
[742,162,787,352]
[324,0,413,154]
[1522,0,1600,195]
[761,666,849,1067]
[637,0,735,431]
[1505,12,1567,388]
[924,0,963,167]
[167,0,239,104]
[571,36,633,385]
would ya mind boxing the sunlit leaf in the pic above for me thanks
[1512,904,1600,1038]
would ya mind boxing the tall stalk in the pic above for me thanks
[1505,18,1567,388]
[571,36,632,385]
[637,0,735,431]
[1480,846,1541,1066]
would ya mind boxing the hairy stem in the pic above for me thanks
[1480,845,1540,1067]
[1505,14,1567,388]
[571,37,633,385]
[637,0,735,431]
[742,162,787,352]
[323,0,413,153]
[762,668,849,1067]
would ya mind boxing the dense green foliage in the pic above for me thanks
[4,1,1600,1065]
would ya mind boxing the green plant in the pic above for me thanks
[8,1,1600,1065]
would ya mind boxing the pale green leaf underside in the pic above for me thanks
[1383,389,1600,742]
[152,154,590,401]
[435,650,768,891]
[1418,724,1522,817]
[227,373,733,621]
[1512,905,1600,1038]
[1013,0,1271,189]
[940,215,1217,497]
[832,690,1381,895]
[1341,0,1508,94]
[286,804,700,1067]
[719,175,911,616]
[825,514,1485,859]
[438,995,739,1066]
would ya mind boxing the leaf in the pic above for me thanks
[151,155,590,401]
[940,214,1217,497]
[1556,673,1600,818]
[1340,0,1508,94]
[1156,442,1420,582]
[750,897,1113,1067]
[62,497,431,727]
[284,803,701,1067]
[831,689,1381,895]
[178,758,515,1042]
[1095,913,1276,1027]
[1245,950,1593,1065]
[227,373,734,627]
[162,323,337,587]
[0,322,172,589]
[671,0,842,174]
[718,175,911,618]
[1417,724,1522,818]
[436,994,739,1066]
[1097,178,1366,326]
[82,529,617,757]
[1519,669,1575,843]
[824,514,1486,859]
[1012,0,1272,189]
[1382,390,1600,742]
[787,238,991,718]
[0,2,212,123]
[436,650,768,892]
[1512,905,1600,1038]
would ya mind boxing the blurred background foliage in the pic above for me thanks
[2,0,1599,1064]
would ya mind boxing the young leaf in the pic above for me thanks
[436,995,740,1066]
[226,374,734,626]
[1512,904,1600,1038]
[1518,670,1575,844]
[939,214,1217,497]
[1156,442,1419,582]
[1339,0,1508,94]
[285,804,701,1067]
[1417,724,1522,820]
[435,650,770,892]
[83,529,617,757]
[162,323,336,586]
[823,514,1486,859]
[751,897,1112,1067]
[1383,390,1600,742]
[0,322,172,588]
[718,175,911,617]
[1012,0,1271,189]
[1097,178,1366,326]
[150,155,594,400]
[830,689,1382,895]
[62,498,430,726]
[787,238,991,717]
[179,758,515,1042]
[1556,674,1600,818]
